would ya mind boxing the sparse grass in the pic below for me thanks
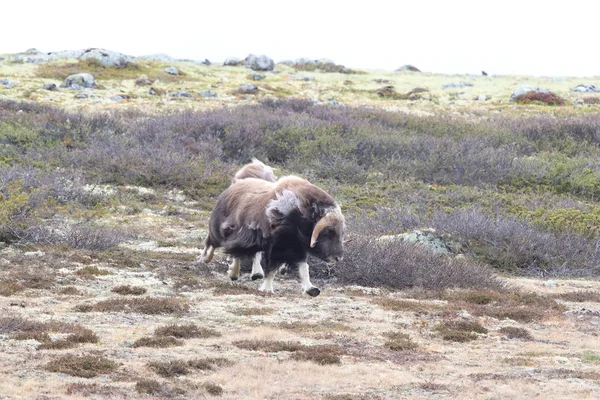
[233,340,304,352]
[74,265,112,278]
[502,356,536,366]
[135,379,162,394]
[435,320,488,342]
[582,351,600,363]
[290,345,344,365]
[277,319,354,333]
[384,332,419,351]
[230,307,275,316]
[154,324,221,339]
[75,297,189,315]
[441,289,566,322]
[148,358,230,377]
[132,336,184,348]
[551,290,600,302]
[45,354,118,378]
[58,286,82,295]
[374,298,441,313]
[498,326,533,340]
[204,382,224,396]
[212,282,267,296]
[111,285,147,295]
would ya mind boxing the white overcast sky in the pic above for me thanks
[1,1,598,77]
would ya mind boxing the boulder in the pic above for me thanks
[442,82,473,88]
[61,73,96,89]
[79,48,133,67]
[376,86,397,98]
[249,72,266,81]
[164,66,179,75]
[24,48,43,55]
[295,57,318,67]
[198,90,219,98]
[43,83,58,91]
[169,92,194,98]
[573,84,600,93]
[395,64,421,72]
[245,54,275,71]
[510,85,549,101]
[135,75,154,86]
[136,53,175,62]
[0,79,15,88]
[223,57,242,66]
[201,59,211,66]
[235,83,258,94]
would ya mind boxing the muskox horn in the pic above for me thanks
[310,217,328,248]
[310,210,341,248]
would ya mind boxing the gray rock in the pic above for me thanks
[136,53,175,62]
[48,49,86,60]
[442,82,473,88]
[235,83,258,94]
[295,57,318,66]
[1,79,15,88]
[201,59,211,66]
[573,84,600,93]
[250,72,266,81]
[43,83,58,91]
[223,57,242,66]
[79,48,133,67]
[198,90,219,98]
[245,54,275,71]
[395,64,421,72]
[135,75,153,86]
[75,93,89,99]
[24,48,42,55]
[148,88,160,96]
[510,85,549,101]
[61,73,96,89]
[327,99,342,106]
[164,66,179,75]
[300,76,315,81]
[12,56,24,63]
[169,92,194,98]
[23,251,45,257]
[476,94,487,101]
[402,229,450,254]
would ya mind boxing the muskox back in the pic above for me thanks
[233,158,277,183]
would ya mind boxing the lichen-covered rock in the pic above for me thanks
[442,82,473,88]
[573,84,600,93]
[198,90,219,98]
[245,54,274,71]
[61,73,96,89]
[43,83,58,91]
[164,66,179,75]
[235,83,258,94]
[223,57,242,66]
[249,72,266,81]
[79,48,133,67]
[395,64,421,72]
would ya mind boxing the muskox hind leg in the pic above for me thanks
[251,252,265,281]
[297,261,320,297]
[228,258,241,281]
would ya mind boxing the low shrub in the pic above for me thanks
[45,354,118,378]
[514,91,565,106]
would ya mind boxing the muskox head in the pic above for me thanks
[266,191,346,264]
[309,207,346,263]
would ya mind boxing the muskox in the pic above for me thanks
[200,175,346,296]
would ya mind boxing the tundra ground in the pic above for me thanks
[1,197,599,400]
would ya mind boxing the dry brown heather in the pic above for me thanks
[1,57,600,399]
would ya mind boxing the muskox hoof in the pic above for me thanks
[305,287,321,297]
[251,273,264,281]
[229,275,239,282]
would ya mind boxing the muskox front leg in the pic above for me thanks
[228,258,241,281]
[198,245,215,264]
[259,268,277,293]
[297,261,320,297]
[251,252,265,281]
